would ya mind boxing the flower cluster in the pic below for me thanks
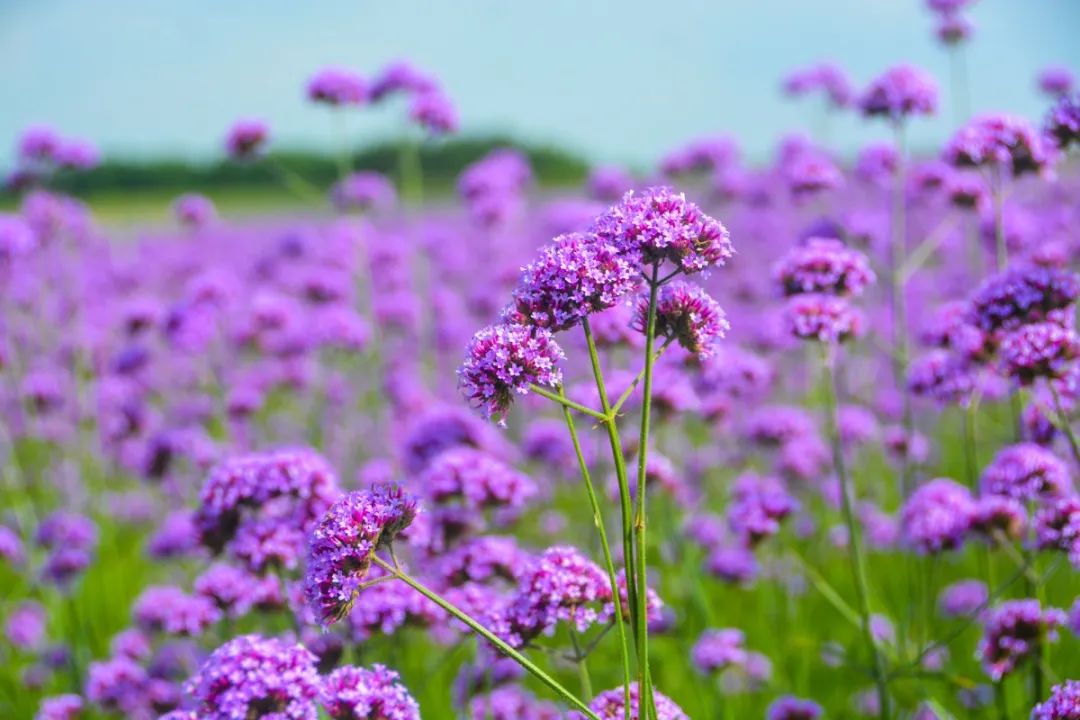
[999,322,1080,386]
[1032,681,1080,720]
[306,67,367,105]
[858,65,939,120]
[458,324,565,424]
[321,664,421,720]
[976,600,1065,680]
[634,280,728,359]
[773,237,876,297]
[571,683,689,720]
[943,114,1053,177]
[900,478,975,553]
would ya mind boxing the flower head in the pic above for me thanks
[767,695,824,720]
[1000,323,1080,385]
[943,114,1052,177]
[939,579,988,618]
[508,232,639,332]
[967,265,1080,335]
[900,478,975,553]
[458,323,564,424]
[224,119,269,160]
[692,628,748,674]
[980,443,1072,502]
[977,600,1065,680]
[571,683,688,720]
[321,664,420,720]
[184,635,321,719]
[633,281,728,358]
[783,294,864,344]
[1044,93,1080,151]
[410,90,458,135]
[859,65,939,121]
[304,486,418,626]
[306,67,367,106]
[1039,66,1075,97]
[773,238,875,297]
[1033,680,1080,720]
[330,171,397,213]
[591,187,733,274]
[370,61,436,101]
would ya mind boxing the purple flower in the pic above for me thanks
[967,265,1080,335]
[306,67,367,106]
[1039,66,1075,97]
[6,601,46,651]
[634,280,728,358]
[1045,93,1080,151]
[1032,681,1080,720]
[330,172,397,213]
[194,563,283,617]
[855,142,900,185]
[660,135,739,176]
[172,193,216,228]
[591,186,733,274]
[939,579,988,618]
[784,150,844,198]
[421,447,536,511]
[400,407,507,475]
[977,599,1065,680]
[85,656,149,716]
[500,545,612,647]
[571,683,688,720]
[766,695,823,720]
[184,635,321,719]
[692,628,748,674]
[1034,496,1080,567]
[858,65,939,120]
[936,13,974,45]
[980,443,1072,502]
[304,486,418,626]
[224,119,269,160]
[132,585,221,637]
[321,664,420,720]
[508,232,640,332]
[18,125,61,163]
[458,323,565,424]
[727,473,797,546]
[35,694,83,720]
[900,478,975,553]
[436,535,529,586]
[908,350,975,405]
[773,238,875,297]
[0,525,24,565]
[1000,322,1080,385]
[370,61,436,101]
[706,545,760,585]
[783,294,865,344]
[588,166,635,201]
[54,139,100,171]
[467,685,560,720]
[969,495,1027,541]
[409,90,458,135]
[943,114,1053,177]
[783,63,852,107]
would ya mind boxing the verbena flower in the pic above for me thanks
[783,294,864,344]
[369,60,436,101]
[1044,93,1080,151]
[767,695,824,720]
[692,628,749,674]
[420,447,537,511]
[184,635,321,719]
[858,65,938,121]
[1000,322,1080,385]
[306,67,367,106]
[908,350,975,405]
[591,187,733,274]
[458,323,565,424]
[1034,496,1080,568]
[224,119,269,160]
[633,280,728,358]
[943,114,1053,177]
[330,172,397,213]
[1039,66,1075,97]
[321,664,420,720]
[976,600,1065,680]
[194,563,284,618]
[980,443,1072,502]
[35,694,83,720]
[466,685,560,720]
[1032,680,1080,720]
[938,579,988,618]
[132,585,221,637]
[410,90,458,135]
[173,193,216,228]
[782,63,852,107]
[936,13,973,45]
[304,486,418,626]
[967,265,1080,335]
[773,238,875,297]
[900,478,975,553]
[570,682,689,720]
[508,232,639,332]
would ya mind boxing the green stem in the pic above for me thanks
[528,385,608,422]
[582,318,639,648]
[372,557,599,719]
[558,384,633,717]
[891,121,914,498]
[1049,384,1080,467]
[570,630,594,700]
[398,135,424,205]
[633,264,660,718]
[962,402,978,490]
[611,339,675,416]
[821,344,891,719]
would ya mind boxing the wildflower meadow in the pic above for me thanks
[4,2,1080,719]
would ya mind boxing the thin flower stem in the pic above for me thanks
[582,318,639,647]
[558,384,633,717]
[994,680,1008,720]
[372,556,599,720]
[1049,384,1080,467]
[570,630,594,700]
[821,344,891,719]
[611,339,675,416]
[633,265,661,719]
[891,121,914,498]
[529,385,608,422]
[962,402,978,490]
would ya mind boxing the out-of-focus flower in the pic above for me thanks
[224,119,269,159]
[977,599,1065,680]
[570,682,688,720]
[1038,66,1075,98]
[943,114,1053,177]
[307,67,367,106]
[858,65,939,121]
[773,238,875,298]
[999,322,1080,385]
[900,478,974,553]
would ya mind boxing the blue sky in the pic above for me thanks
[2,0,1078,169]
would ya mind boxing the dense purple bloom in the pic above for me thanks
[1034,496,1080,567]
[727,473,797,546]
[35,694,83,720]
[784,151,844,198]
[0,525,24,565]
[224,119,269,159]
[967,265,1080,335]
[458,323,565,424]
[85,656,149,716]
[409,90,458,135]
[939,579,988,618]
[571,683,688,720]
[591,187,734,274]
[133,585,221,636]
[1045,94,1080,151]
[588,166,635,201]
[400,407,506,475]
[908,350,975,404]
[6,601,46,651]
[977,600,1065,680]
[969,495,1027,541]
[936,13,974,45]
[194,563,283,617]
[1032,681,1080,720]
[330,172,397,213]
[858,65,939,120]
[369,60,436,101]
[18,125,61,163]
[508,232,639,332]
[706,544,760,585]
[783,294,864,343]
[436,535,529,586]
[783,63,852,107]
[634,280,728,358]
[900,478,975,553]
[420,447,536,511]
[306,67,367,105]
[943,114,1053,177]
[773,238,875,297]
[767,695,824,720]
[36,511,97,551]
[304,486,418,626]
[1000,323,1080,385]
[692,628,749,674]
[660,135,739,176]
[1039,66,1075,97]
[500,545,612,647]
[321,664,420,720]
[467,685,560,720]
[980,443,1072,501]
[184,635,321,719]
[173,194,216,228]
